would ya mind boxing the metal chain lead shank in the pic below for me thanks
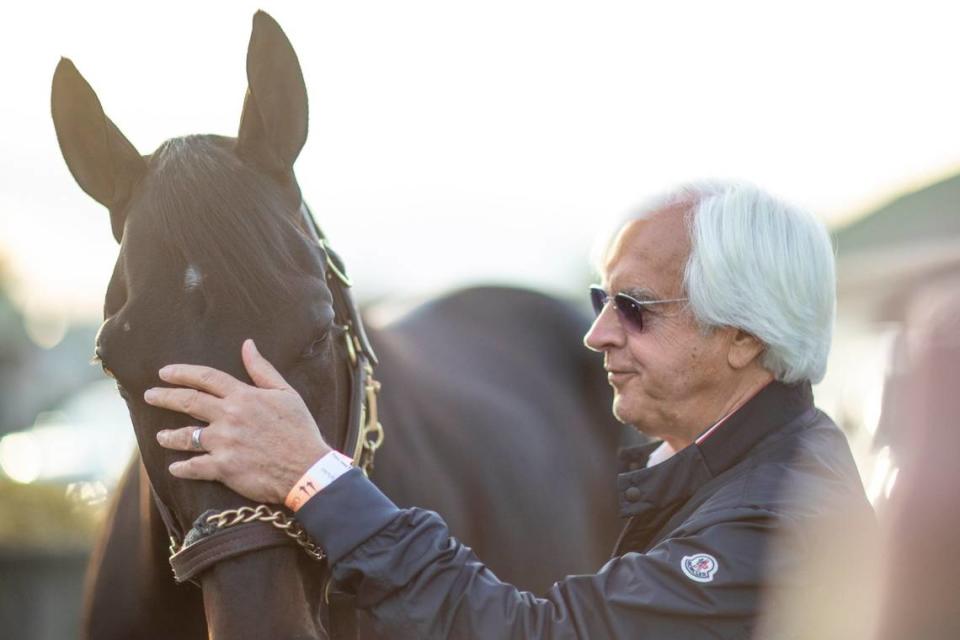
[204,505,325,561]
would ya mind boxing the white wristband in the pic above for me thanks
[284,450,354,511]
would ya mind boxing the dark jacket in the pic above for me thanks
[297,381,875,639]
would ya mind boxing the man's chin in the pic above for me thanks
[612,397,654,433]
[611,398,637,426]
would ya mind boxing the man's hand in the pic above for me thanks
[144,339,332,504]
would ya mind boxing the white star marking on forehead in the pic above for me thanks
[184,265,203,291]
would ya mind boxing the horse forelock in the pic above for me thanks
[128,135,310,316]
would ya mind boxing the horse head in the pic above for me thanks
[52,12,351,639]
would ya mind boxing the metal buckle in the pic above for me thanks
[322,240,352,287]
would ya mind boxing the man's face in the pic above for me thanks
[584,208,735,447]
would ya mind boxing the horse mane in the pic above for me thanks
[134,135,305,315]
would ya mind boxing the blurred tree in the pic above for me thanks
[0,252,103,437]
[0,253,34,433]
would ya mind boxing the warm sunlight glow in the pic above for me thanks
[24,308,69,349]
[884,466,900,501]
[0,392,136,485]
[867,445,894,505]
[0,432,42,484]
[2,1,959,326]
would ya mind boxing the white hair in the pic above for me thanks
[611,181,837,384]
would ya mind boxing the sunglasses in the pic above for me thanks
[589,285,688,333]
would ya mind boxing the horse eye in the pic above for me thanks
[300,332,330,359]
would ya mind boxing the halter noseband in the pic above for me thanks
[150,202,384,586]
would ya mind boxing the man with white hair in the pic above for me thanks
[147,182,875,637]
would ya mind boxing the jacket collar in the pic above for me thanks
[616,380,815,519]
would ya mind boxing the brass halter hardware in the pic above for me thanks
[322,238,353,287]
[343,326,358,366]
[354,362,385,476]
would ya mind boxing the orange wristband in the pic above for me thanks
[284,450,354,511]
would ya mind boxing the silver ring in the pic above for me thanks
[190,427,205,452]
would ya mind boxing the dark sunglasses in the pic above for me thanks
[589,285,688,333]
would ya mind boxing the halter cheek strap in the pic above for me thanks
[297,202,383,471]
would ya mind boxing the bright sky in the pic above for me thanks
[2,0,959,326]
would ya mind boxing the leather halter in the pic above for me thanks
[148,201,383,585]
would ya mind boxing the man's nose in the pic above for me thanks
[583,303,624,352]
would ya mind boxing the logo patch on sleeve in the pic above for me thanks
[681,553,719,583]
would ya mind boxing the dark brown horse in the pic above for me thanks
[52,12,632,639]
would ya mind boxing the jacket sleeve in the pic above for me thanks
[296,468,776,639]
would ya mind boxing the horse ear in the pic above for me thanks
[51,58,146,242]
[237,11,308,175]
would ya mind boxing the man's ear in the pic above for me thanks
[51,57,146,242]
[728,329,766,370]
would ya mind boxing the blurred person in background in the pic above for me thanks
[760,271,960,639]
[873,273,960,639]
[146,182,877,638]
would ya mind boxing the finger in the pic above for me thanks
[169,455,220,481]
[158,364,243,398]
[242,339,290,390]
[156,426,216,452]
[144,387,221,421]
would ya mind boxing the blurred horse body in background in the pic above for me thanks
[52,12,631,639]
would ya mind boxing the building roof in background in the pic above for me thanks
[834,172,960,323]
[833,173,960,254]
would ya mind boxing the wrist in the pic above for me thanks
[284,449,354,511]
